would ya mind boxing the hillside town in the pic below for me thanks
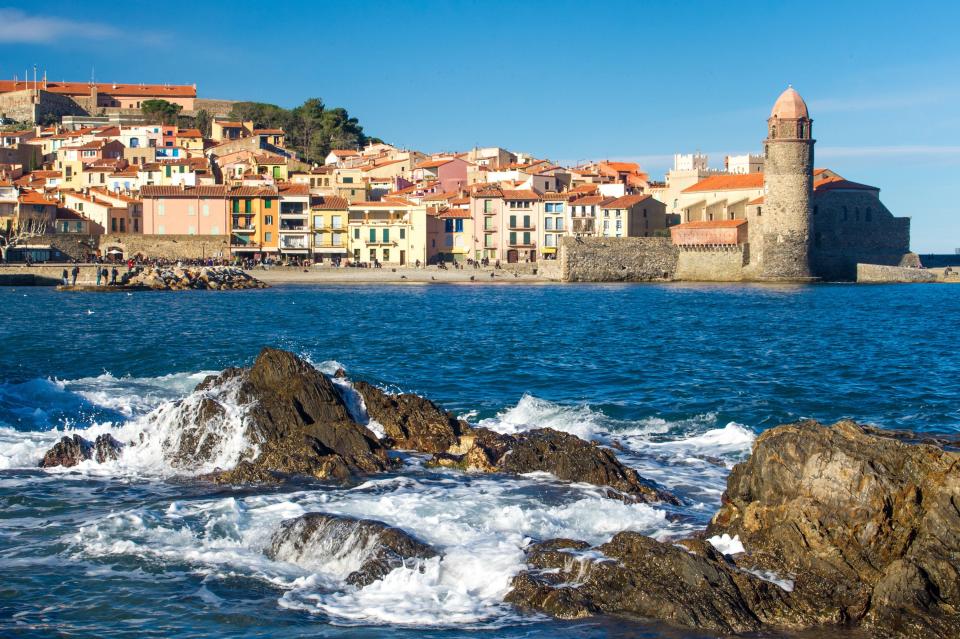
[0,79,921,281]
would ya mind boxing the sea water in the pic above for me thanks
[0,282,957,638]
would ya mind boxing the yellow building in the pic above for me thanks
[254,154,289,181]
[176,129,205,153]
[334,167,368,202]
[310,195,349,263]
[347,199,427,266]
[229,186,280,258]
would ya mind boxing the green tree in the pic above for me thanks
[141,99,183,125]
[194,108,212,137]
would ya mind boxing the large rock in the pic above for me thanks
[173,348,390,482]
[707,419,960,636]
[39,434,93,468]
[353,381,471,453]
[266,512,438,587]
[509,420,960,638]
[434,427,676,503]
[39,433,124,468]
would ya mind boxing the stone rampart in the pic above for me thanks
[192,99,238,117]
[856,264,937,283]
[675,247,747,281]
[559,237,677,282]
[100,234,232,260]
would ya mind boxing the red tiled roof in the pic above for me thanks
[438,208,472,219]
[310,195,348,210]
[682,173,765,193]
[603,194,654,209]
[254,128,284,135]
[17,190,57,205]
[416,158,455,169]
[177,129,203,138]
[141,185,229,198]
[500,189,540,201]
[813,176,879,193]
[0,80,196,98]
[278,183,309,196]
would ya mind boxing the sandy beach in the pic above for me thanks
[244,265,552,284]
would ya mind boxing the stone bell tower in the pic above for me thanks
[760,86,814,279]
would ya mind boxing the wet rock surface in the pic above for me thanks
[175,348,389,481]
[353,381,471,453]
[508,420,960,638]
[266,512,439,587]
[39,434,94,468]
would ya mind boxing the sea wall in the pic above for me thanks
[0,264,108,285]
[856,263,937,283]
[100,234,232,260]
[675,247,746,281]
[559,237,677,282]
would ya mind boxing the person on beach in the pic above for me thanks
[61,269,69,286]
[71,265,79,286]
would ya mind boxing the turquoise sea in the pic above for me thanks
[1,283,958,638]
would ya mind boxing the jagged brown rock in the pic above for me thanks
[38,434,93,468]
[93,433,123,463]
[508,420,960,638]
[171,348,390,482]
[266,512,439,587]
[353,381,471,453]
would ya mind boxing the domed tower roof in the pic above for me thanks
[770,86,809,119]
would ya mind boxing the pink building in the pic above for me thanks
[412,157,470,193]
[140,185,229,236]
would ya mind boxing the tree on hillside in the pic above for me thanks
[141,99,183,125]
[227,98,374,164]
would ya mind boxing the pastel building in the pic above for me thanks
[347,199,427,265]
[310,195,349,263]
[141,185,229,236]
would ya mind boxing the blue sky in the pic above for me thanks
[1,1,958,252]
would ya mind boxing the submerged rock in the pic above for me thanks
[267,512,439,587]
[508,420,960,638]
[171,348,390,482]
[39,434,93,468]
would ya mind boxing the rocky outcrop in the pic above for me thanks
[266,512,439,587]
[707,419,960,636]
[353,381,471,453]
[39,433,123,468]
[121,266,267,290]
[433,427,676,503]
[177,348,390,482]
[508,420,960,638]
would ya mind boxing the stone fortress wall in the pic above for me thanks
[558,236,677,282]
[99,234,232,260]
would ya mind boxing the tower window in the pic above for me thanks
[757,206,762,217]
[842,206,848,221]
[813,206,819,216]
[866,208,872,222]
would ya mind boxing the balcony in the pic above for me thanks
[280,238,309,250]
[508,224,535,231]
[279,222,307,232]
[232,225,256,233]
[507,240,537,249]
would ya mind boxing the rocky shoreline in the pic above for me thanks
[56,266,267,291]
[37,348,960,637]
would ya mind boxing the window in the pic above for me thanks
[333,233,342,246]
[134,219,139,232]
[483,199,492,213]
[354,228,360,239]
[509,215,517,227]
[445,219,454,233]
[643,208,647,218]
[343,177,354,184]
[455,219,464,233]
[399,228,405,239]
[314,215,323,228]
[369,249,376,261]
[188,225,196,235]
[522,215,530,228]
[556,217,564,231]
[264,199,272,209]
[509,231,517,244]
[545,218,553,230]
[369,228,376,242]
[813,206,819,216]
[382,229,390,242]
[158,224,165,234]
[523,232,531,245]
[383,248,390,261]
[158,203,165,216]
[165,165,171,178]
[842,206,848,221]
[264,215,274,225]
[264,232,273,242]
[111,218,117,232]
[445,234,453,247]
[616,220,622,230]
[615,210,621,218]
[244,199,252,214]
[332,215,342,229]
[866,207,872,222]
[202,204,209,217]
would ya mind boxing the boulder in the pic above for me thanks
[707,419,960,636]
[38,434,93,468]
[171,348,390,482]
[509,420,960,638]
[93,433,123,463]
[353,381,471,453]
[433,427,676,503]
[266,512,439,587]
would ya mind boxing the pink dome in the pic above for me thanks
[770,86,809,119]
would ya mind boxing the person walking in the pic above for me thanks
[71,264,79,286]
[110,267,118,285]
[96,267,102,286]
[61,268,69,286]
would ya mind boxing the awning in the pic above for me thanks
[280,249,309,254]
[313,248,347,254]
[542,247,557,254]
[107,248,123,254]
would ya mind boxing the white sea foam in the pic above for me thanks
[707,533,745,556]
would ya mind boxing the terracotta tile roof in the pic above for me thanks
[569,183,600,195]
[141,185,230,198]
[603,194,654,208]
[362,159,405,171]
[177,129,203,138]
[1,130,34,138]
[569,195,614,207]
[90,187,140,203]
[0,80,196,98]
[599,161,641,173]
[329,149,359,157]
[500,189,540,201]
[438,208,472,219]
[422,191,457,202]
[310,195,348,210]
[278,183,310,196]
[682,173,765,193]
[672,219,747,229]
[813,176,878,193]
[749,196,764,205]
[56,207,88,221]
[17,190,57,205]
[416,158,456,169]
[254,128,284,135]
